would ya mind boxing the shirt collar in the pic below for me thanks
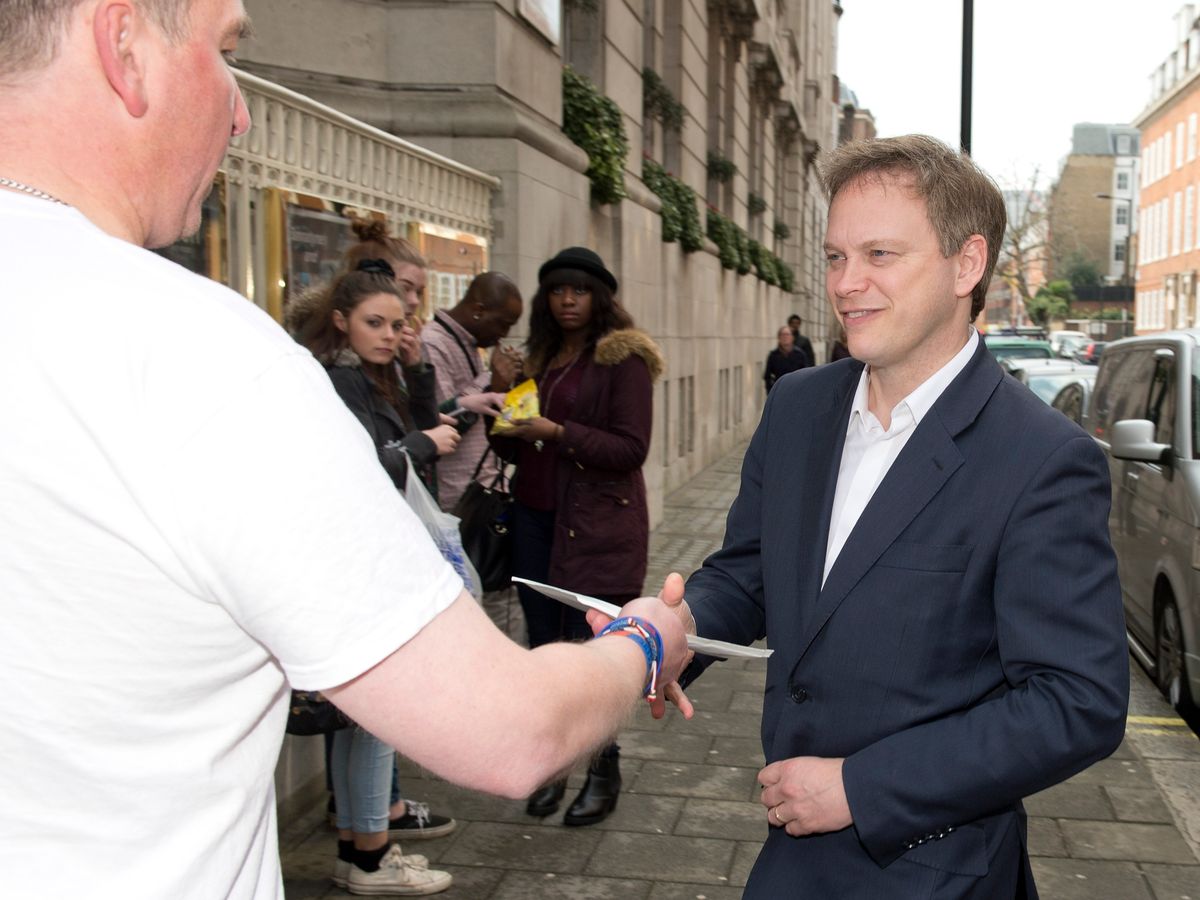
[848,328,979,432]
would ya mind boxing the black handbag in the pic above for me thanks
[285,690,350,736]
[453,449,514,592]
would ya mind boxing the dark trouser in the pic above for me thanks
[512,501,636,647]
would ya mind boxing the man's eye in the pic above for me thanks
[870,249,891,258]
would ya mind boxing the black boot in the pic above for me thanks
[563,747,621,826]
[526,779,566,817]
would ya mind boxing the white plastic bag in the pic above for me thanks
[400,451,483,601]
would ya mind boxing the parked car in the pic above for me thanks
[1050,330,1089,357]
[1005,359,1097,406]
[1084,330,1200,713]
[982,335,1054,363]
[1074,341,1108,364]
[1050,379,1092,425]
[1055,333,1092,359]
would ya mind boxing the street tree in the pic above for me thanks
[1027,279,1075,327]
[996,172,1051,326]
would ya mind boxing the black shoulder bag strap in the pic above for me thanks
[433,314,481,378]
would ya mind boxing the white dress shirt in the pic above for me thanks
[822,329,979,585]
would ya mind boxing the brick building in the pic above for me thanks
[1134,4,1200,332]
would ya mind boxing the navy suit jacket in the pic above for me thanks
[685,342,1128,899]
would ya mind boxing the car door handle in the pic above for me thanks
[1126,472,1140,484]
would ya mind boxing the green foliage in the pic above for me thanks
[706,208,794,290]
[1027,279,1075,326]
[563,0,599,13]
[706,150,737,183]
[642,159,703,252]
[562,66,630,206]
[1062,251,1103,291]
[642,69,686,133]
[747,193,767,216]
[772,220,790,241]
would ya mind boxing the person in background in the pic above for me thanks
[491,247,663,827]
[421,271,526,640]
[421,272,524,511]
[763,325,810,393]
[787,313,816,367]
[299,266,457,894]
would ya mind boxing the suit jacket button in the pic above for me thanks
[789,686,809,703]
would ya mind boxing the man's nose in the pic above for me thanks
[830,258,868,297]
[231,87,251,138]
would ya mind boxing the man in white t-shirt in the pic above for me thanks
[0,2,691,897]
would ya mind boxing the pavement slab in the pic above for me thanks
[1058,820,1198,864]
[586,832,736,883]
[1029,859,1155,900]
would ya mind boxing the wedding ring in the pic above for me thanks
[770,805,784,826]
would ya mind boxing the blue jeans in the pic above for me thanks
[330,725,394,834]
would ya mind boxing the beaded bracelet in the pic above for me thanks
[596,616,664,700]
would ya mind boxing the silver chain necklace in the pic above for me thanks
[0,177,68,206]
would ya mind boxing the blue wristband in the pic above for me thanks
[597,616,664,699]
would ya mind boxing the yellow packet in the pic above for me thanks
[490,378,540,434]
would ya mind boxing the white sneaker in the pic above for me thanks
[346,845,452,896]
[333,849,430,889]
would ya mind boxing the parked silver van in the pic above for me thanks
[1084,330,1200,713]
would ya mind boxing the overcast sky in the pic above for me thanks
[836,0,1188,190]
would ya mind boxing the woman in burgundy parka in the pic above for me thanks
[490,247,664,827]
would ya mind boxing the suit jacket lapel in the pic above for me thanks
[793,366,860,638]
[793,341,1002,660]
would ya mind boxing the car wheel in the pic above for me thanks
[1156,599,1195,713]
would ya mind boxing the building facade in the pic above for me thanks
[1047,123,1140,288]
[1134,4,1200,333]
[236,0,841,513]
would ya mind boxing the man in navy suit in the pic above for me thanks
[671,136,1129,898]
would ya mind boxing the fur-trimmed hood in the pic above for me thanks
[319,346,364,368]
[592,328,665,382]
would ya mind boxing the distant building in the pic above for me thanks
[1047,123,1140,288]
[837,83,876,144]
[1133,3,1200,333]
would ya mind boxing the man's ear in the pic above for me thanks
[955,234,988,299]
[94,1,149,118]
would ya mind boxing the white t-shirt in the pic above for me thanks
[0,194,462,898]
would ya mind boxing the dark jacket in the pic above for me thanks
[791,329,816,366]
[684,343,1127,898]
[323,348,440,491]
[763,346,810,392]
[492,328,664,596]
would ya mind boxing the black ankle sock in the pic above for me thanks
[337,839,354,862]
[352,844,389,873]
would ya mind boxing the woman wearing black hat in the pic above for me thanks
[491,247,663,826]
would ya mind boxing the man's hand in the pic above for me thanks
[456,392,506,417]
[489,346,523,390]
[585,572,696,719]
[758,757,852,837]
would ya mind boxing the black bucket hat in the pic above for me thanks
[537,247,618,294]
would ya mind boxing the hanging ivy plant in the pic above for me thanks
[562,66,630,206]
[642,68,686,133]
[643,159,704,252]
[706,150,737,184]
[772,220,790,241]
[747,192,768,216]
[706,208,795,290]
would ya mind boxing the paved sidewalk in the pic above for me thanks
[281,442,1200,899]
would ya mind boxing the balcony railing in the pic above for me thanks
[226,69,498,237]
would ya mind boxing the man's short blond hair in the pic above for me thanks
[818,135,1007,320]
[0,0,190,80]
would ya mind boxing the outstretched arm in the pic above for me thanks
[326,589,691,799]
